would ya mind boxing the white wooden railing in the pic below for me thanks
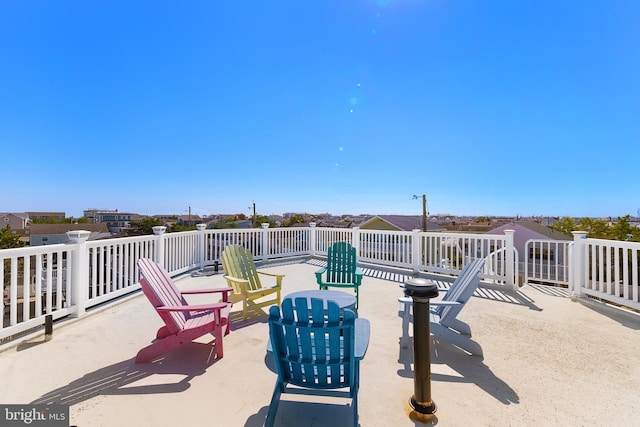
[570,232,640,311]
[4,224,638,341]
[524,239,572,286]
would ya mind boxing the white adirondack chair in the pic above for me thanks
[398,258,486,356]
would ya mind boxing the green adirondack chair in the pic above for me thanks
[221,245,284,319]
[315,241,363,309]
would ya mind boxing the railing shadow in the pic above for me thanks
[577,297,640,330]
[30,341,220,406]
[473,282,543,311]
[397,337,519,405]
[335,259,543,312]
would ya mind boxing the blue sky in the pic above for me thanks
[1,1,638,219]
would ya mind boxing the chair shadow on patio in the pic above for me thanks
[397,336,519,405]
[30,341,221,407]
[245,402,356,427]
[228,308,269,331]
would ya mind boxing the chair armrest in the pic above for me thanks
[429,300,461,307]
[223,275,250,294]
[181,287,233,295]
[256,271,285,286]
[156,302,229,313]
[354,318,370,360]
[315,267,327,286]
[181,287,233,302]
[257,271,284,278]
[222,275,249,285]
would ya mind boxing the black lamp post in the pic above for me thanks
[404,277,439,418]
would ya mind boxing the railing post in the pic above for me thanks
[196,224,207,268]
[309,223,317,256]
[351,227,360,256]
[571,231,588,297]
[412,229,422,274]
[261,223,270,261]
[67,230,91,318]
[504,229,515,290]
[152,226,166,267]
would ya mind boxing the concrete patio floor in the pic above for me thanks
[1,259,639,426]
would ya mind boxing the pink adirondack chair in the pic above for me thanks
[135,258,233,363]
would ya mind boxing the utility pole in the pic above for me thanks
[413,194,428,232]
[249,201,256,227]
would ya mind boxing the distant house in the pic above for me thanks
[178,214,203,227]
[27,223,111,246]
[26,212,66,222]
[359,215,444,232]
[485,221,573,281]
[84,210,137,234]
[0,212,30,230]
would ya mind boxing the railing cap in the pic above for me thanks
[152,226,167,235]
[66,230,91,243]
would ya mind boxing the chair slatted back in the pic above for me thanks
[326,242,358,284]
[269,297,356,390]
[221,245,262,292]
[437,258,485,327]
[137,258,188,334]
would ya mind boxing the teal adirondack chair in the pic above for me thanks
[315,242,363,309]
[266,297,370,427]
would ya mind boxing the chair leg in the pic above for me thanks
[352,365,360,426]
[265,382,283,427]
[214,323,224,359]
[400,303,410,348]
[353,394,359,427]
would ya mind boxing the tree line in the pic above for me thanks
[552,215,639,242]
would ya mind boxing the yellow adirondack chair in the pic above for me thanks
[221,245,284,319]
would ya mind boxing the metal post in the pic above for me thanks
[404,277,439,417]
[44,314,53,341]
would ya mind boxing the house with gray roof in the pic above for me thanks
[486,221,573,283]
[358,215,444,232]
[27,223,111,246]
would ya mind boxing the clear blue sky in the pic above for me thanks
[1,1,638,219]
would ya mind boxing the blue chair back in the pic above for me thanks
[266,297,368,426]
[269,297,356,390]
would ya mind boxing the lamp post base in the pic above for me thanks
[410,396,437,415]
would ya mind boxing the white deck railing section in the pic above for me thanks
[524,239,572,286]
[2,225,640,341]
[570,232,640,310]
